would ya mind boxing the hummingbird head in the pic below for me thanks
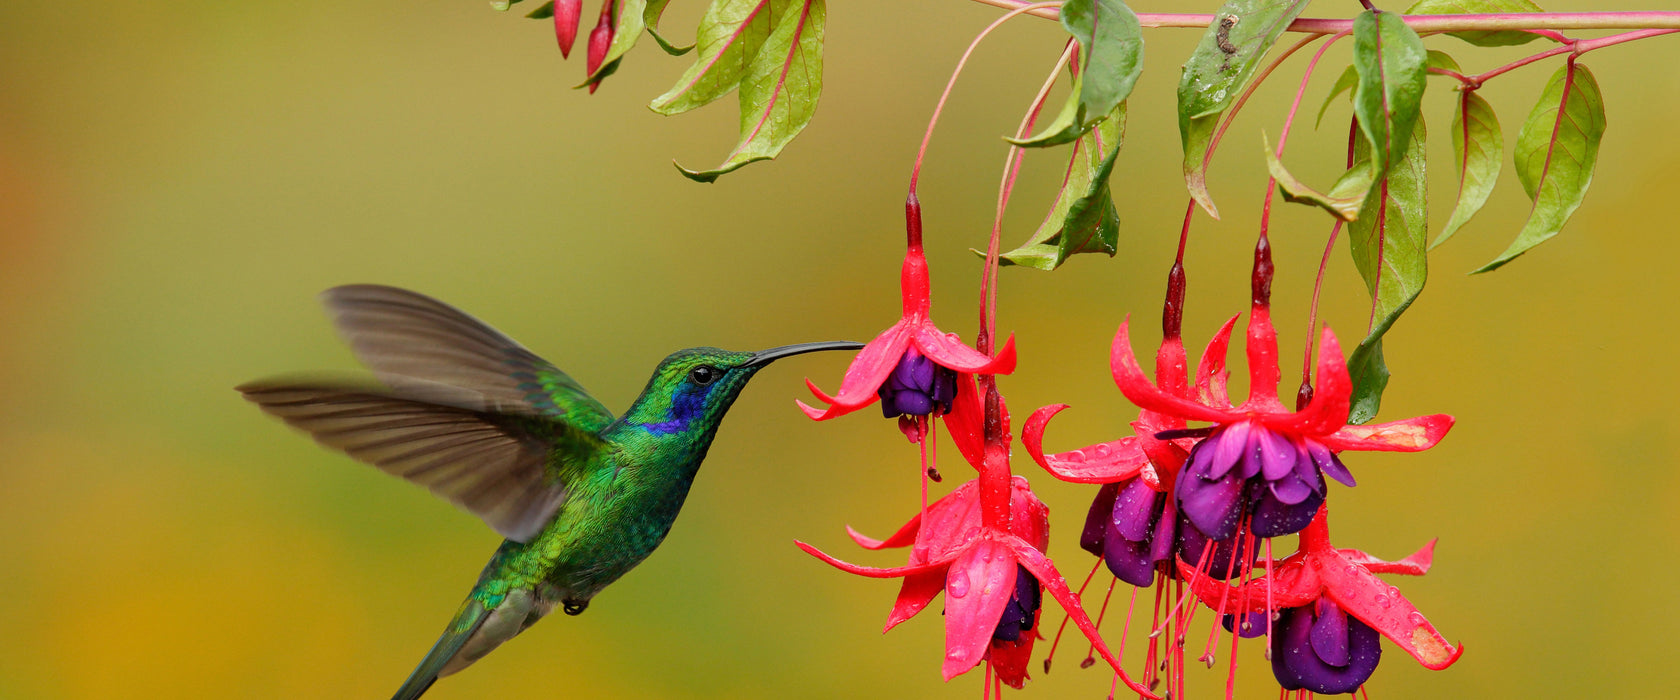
[625,341,863,436]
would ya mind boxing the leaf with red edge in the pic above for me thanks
[1320,414,1453,452]
[1476,61,1605,272]
[940,540,1018,681]
[1112,320,1239,424]
[1433,90,1502,249]
[1351,9,1427,182]
[1319,551,1462,670]
[1009,538,1159,698]
[650,0,774,114]
[1179,0,1313,217]
[1346,117,1428,424]
[677,0,824,181]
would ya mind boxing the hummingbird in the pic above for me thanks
[238,285,860,700]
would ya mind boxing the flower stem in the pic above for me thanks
[963,2,1680,33]
[1470,28,1679,85]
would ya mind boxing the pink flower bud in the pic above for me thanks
[553,0,582,58]
[584,1,615,94]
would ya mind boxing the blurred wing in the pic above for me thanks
[238,381,601,542]
[322,284,615,433]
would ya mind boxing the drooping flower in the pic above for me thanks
[1179,506,1463,693]
[799,196,1016,464]
[797,475,1153,696]
[1023,304,1257,584]
[583,0,615,94]
[1111,303,1453,541]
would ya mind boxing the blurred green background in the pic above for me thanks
[3,1,1677,698]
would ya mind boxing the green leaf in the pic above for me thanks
[1351,10,1427,182]
[1347,118,1428,423]
[1406,0,1547,47]
[1178,0,1312,217]
[580,0,648,88]
[645,0,695,55]
[676,0,824,182]
[525,1,554,19]
[1426,49,1461,74]
[1015,0,1142,147]
[651,0,778,115]
[492,0,524,10]
[1006,76,1085,148]
[1315,65,1357,129]
[999,105,1126,269]
[1263,132,1373,221]
[1476,61,1605,272]
[1432,90,1501,249]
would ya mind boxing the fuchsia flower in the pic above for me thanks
[1179,507,1463,694]
[797,475,1152,696]
[1111,302,1453,542]
[800,196,1017,459]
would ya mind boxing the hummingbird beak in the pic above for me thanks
[745,341,865,368]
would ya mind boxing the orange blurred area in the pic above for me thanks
[2,1,1677,698]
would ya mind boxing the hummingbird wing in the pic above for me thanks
[321,284,616,433]
[238,381,600,542]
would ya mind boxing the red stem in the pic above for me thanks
[964,3,1680,33]
[1470,28,1679,86]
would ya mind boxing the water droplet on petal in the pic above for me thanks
[948,572,971,598]
[1094,444,1112,458]
[1408,611,1428,626]
[1374,594,1391,609]
[1065,450,1086,464]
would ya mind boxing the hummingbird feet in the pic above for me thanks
[562,600,589,616]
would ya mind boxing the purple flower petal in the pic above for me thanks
[1102,530,1158,587]
[1176,462,1245,541]
[1257,427,1297,481]
[1269,470,1314,506]
[1222,611,1269,639]
[1209,422,1251,480]
[1174,513,1255,581]
[1147,496,1178,565]
[1249,481,1322,538]
[1310,598,1351,667]
[1111,477,1159,542]
[991,565,1041,642]
[1309,440,1357,488]
[1080,483,1120,556]
[1271,603,1383,695]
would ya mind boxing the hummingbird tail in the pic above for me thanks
[389,596,491,700]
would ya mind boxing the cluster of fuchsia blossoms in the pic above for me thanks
[793,184,1461,698]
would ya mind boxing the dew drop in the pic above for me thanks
[1094,444,1112,458]
[1408,611,1428,626]
[947,649,967,661]
[1065,450,1087,464]
[948,572,971,598]
[1374,594,1391,609]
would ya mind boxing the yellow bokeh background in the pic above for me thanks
[3,1,1677,698]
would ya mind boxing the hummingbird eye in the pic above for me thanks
[688,365,720,386]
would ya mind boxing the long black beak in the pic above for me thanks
[745,341,865,368]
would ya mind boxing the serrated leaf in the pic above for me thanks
[1352,10,1427,182]
[1016,0,1141,147]
[1001,105,1126,269]
[645,0,695,55]
[676,0,824,182]
[1264,132,1373,221]
[1406,0,1546,47]
[1346,119,1428,423]
[1179,0,1312,217]
[579,0,648,88]
[1432,90,1501,249]
[526,1,554,19]
[1316,65,1358,128]
[650,0,778,115]
[1477,61,1604,272]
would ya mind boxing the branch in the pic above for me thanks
[965,2,1680,33]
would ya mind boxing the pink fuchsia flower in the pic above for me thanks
[796,476,1154,696]
[1178,507,1463,693]
[1111,304,1453,541]
[553,0,582,58]
[798,196,1017,451]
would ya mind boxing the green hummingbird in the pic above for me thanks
[238,285,860,700]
